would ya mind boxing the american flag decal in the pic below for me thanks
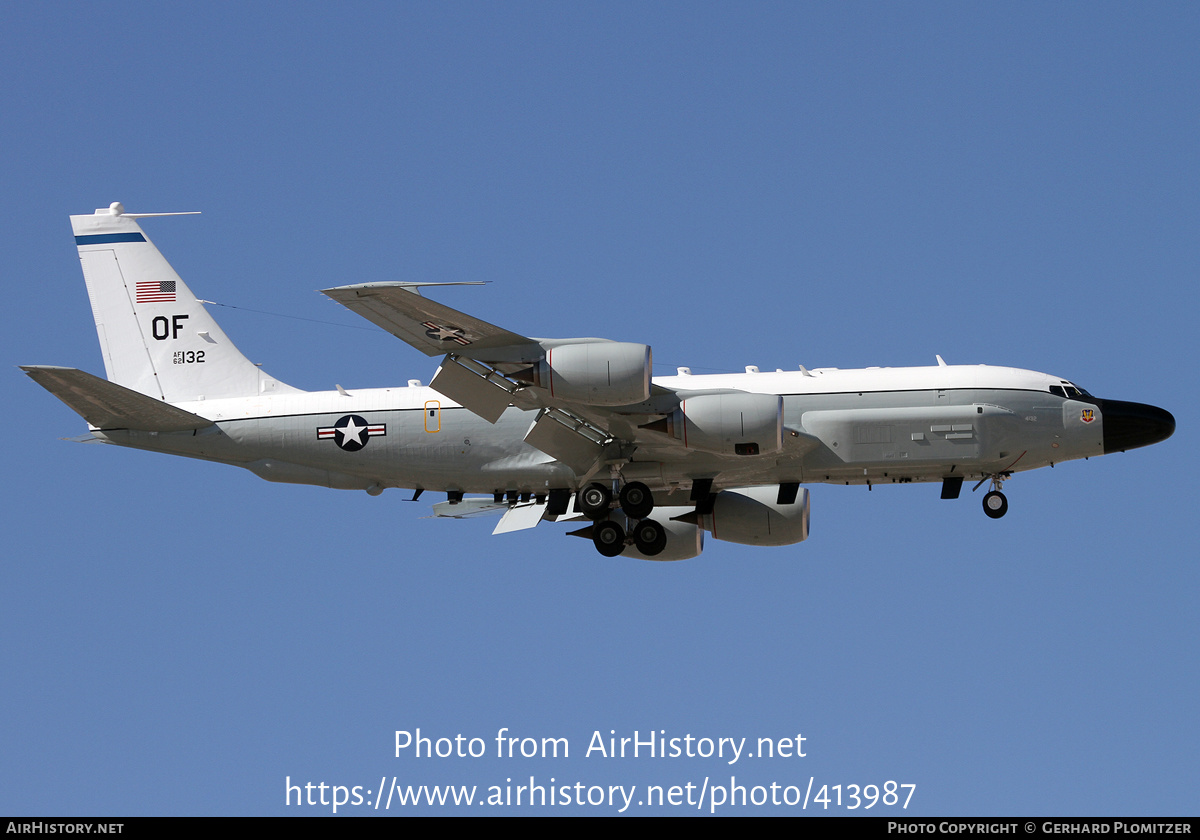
[136,281,177,303]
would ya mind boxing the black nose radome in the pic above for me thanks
[1094,399,1176,454]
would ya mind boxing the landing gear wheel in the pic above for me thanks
[983,490,1008,519]
[619,481,655,519]
[631,519,667,556]
[592,520,626,557]
[577,483,612,520]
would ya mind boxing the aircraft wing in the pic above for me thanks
[321,282,536,360]
[322,284,814,476]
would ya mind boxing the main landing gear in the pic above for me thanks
[576,480,666,557]
[590,519,626,557]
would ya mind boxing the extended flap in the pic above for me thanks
[523,410,605,474]
[429,357,515,424]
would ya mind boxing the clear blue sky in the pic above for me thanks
[3,2,1196,816]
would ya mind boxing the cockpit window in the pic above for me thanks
[1050,382,1092,399]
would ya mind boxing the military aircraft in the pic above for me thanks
[24,203,1175,560]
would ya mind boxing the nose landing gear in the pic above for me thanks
[974,474,1010,519]
[982,489,1008,519]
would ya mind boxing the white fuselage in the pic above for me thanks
[93,362,1102,498]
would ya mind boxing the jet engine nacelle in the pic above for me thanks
[699,485,810,546]
[529,341,652,406]
[653,392,783,456]
[622,507,705,561]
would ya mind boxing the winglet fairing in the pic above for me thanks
[24,204,1176,560]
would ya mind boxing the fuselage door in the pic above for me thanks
[425,400,442,433]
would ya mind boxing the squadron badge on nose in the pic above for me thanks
[317,415,386,451]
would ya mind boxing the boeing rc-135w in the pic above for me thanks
[24,204,1175,560]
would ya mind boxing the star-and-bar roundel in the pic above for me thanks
[422,321,472,346]
[317,414,386,451]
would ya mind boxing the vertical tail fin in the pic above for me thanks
[71,203,301,402]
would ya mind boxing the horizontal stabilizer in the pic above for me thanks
[21,366,214,432]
